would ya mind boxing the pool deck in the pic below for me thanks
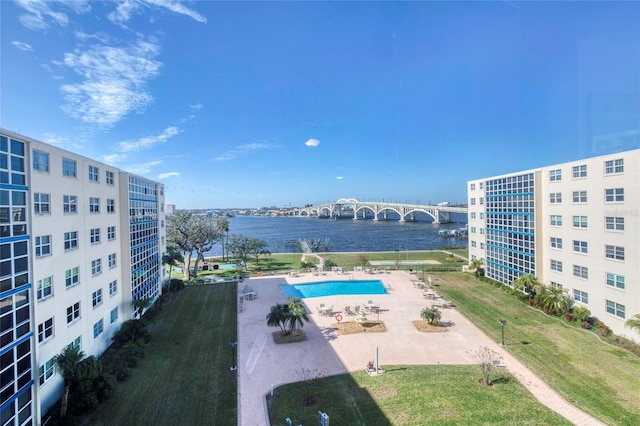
[237,270,605,426]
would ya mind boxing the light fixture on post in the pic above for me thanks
[499,319,507,346]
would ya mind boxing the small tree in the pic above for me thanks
[162,244,184,283]
[358,254,369,267]
[287,297,310,334]
[535,285,572,316]
[420,306,442,325]
[470,346,502,386]
[266,303,290,335]
[626,314,640,333]
[53,345,85,417]
[248,237,271,266]
[469,258,484,277]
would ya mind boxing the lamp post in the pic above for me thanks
[229,340,237,371]
[499,319,507,346]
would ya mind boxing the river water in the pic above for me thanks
[203,213,467,256]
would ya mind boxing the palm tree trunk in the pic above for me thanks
[60,384,70,417]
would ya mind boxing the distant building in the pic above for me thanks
[468,149,640,342]
[0,128,167,422]
[166,203,176,215]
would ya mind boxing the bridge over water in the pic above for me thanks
[290,198,468,224]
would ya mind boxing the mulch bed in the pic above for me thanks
[272,330,306,344]
[332,321,387,334]
[412,320,449,332]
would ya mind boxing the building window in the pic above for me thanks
[107,198,115,213]
[606,273,625,290]
[34,193,50,214]
[550,215,562,226]
[64,231,78,251]
[572,191,587,203]
[605,217,624,231]
[108,253,117,268]
[470,198,476,205]
[550,237,563,249]
[110,307,118,324]
[550,193,562,204]
[67,302,80,324]
[106,170,115,185]
[470,183,476,190]
[93,319,104,339]
[109,280,118,296]
[605,245,625,261]
[89,197,100,213]
[471,226,476,234]
[471,241,477,248]
[107,226,116,241]
[39,358,55,386]
[550,259,563,272]
[604,159,624,174]
[89,165,99,182]
[33,149,50,172]
[65,267,79,288]
[36,276,53,300]
[91,259,102,276]
[549,169,561,181]
[90,228,101,245]
[62,157,76,177]
[92,289,103,308]
[572,164,587,178]
[573,240,588,254]
[479,228,484,235]
[470,212,476,220]
[63,195,78,213]
[69,336,81,351]
[572,216,587,228]
[573,289,588,304]
[573,265,589,279]
[38,317,54,343]
[35,235,52,257]
[479,213,484,220]
[606,300,625,319]
[550,281,563,290]
[479,182,483,189]
[605,188,624,202]
[480,242,485,250]
[479,197,484,205]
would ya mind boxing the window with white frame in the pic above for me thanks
[35,235,52,257]
[479,228,484,235]
[36,276,53,300]
[107,226,116,241]
[470,183,476,190]
[572,190,587,203]
[69,336,81,351]
[90,228,100,244]
[65,267,79,288]
[479,197,484,205]
[107,198,115,213]
[606,300,625,318]
[573,240,588,254]
[604,159,623,174]
[550,237,563,249]
[39,358,55,386]
[64,231,78,251]
[63,195,77,213]
[479,213,484,220]
[605,188,624,202]
[470,212,476,219]
[38,317,54,343]
[67,302,80,323]
[106,170,114,185]
[605,217,624,231]
[480,242,485,250]
[109,280,118,296]
[33,149,50,172]
[470,198,476,205]
[92,289,103,308]
[573,265,588,279]
[89,165,99,182]
[605,245,625,261]
[550,259,563,272]
[550,215,562,226]
[572,164,587,178]
[573,216,587,228]
[573,289,588,304]
[471,226,476,234]
[62,157,76,177]
[108,253,117,268]
[479,182,484,189]
[110,307,118,324]
[471,241,477,248]
[89,197,100,213]
[91,259,102,276]
[93,319,104,338]
[606,272,625,289]
[550,281,563,290]
[549,169,561,181]
[34,193,50,214]
[550,192,562,204]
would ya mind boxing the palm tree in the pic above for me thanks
[216,216,230,262]
[162,245,184,284]
[469,258,484,277]
[535,285,572,316]
[287,297,310,334]
[512,274,539,296]
[53,345,85,417]
[626,314,640,333]
[421,306,442,325]
[266,303,289,335]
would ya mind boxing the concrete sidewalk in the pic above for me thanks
[237,271,604,426]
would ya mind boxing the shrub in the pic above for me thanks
[119,341,145,368]
[594,320,611,336]
[573,306,591,323]
[112,320,150,349]
[324,259,337,268]
[581,321,592,329]
[564,311,575,322]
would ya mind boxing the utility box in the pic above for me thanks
[318,411,329,426]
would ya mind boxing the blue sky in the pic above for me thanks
[2,1,639,208]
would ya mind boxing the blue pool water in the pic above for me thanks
[280,280,388,299]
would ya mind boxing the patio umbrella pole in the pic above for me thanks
[375,345,379,374]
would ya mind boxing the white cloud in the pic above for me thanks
[336,176,343,180]
[11,41,32,51]
[189,103,203,111]
[215,143,279,161]
[305,138,320,147]
[117,126,180,152]
[16,0,90,31]
[124,160,162,175]
[108,0,207,25]
[60,39,162,125]
[157,171,180,179]
[101,153,128,165]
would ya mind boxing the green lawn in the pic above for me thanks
[81,284,237,425]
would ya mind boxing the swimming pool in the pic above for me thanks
[280,280,388,299]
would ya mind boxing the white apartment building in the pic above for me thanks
[0,128,166,424]
[468,149,640,343]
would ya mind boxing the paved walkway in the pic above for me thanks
[237,271,604,426]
